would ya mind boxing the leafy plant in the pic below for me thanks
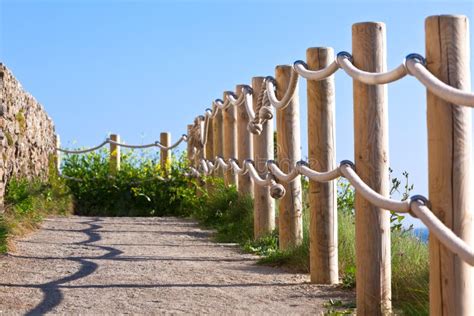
[61,149,201,217]
[1,162,73,253]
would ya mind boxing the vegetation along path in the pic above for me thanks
[0,216,352,314]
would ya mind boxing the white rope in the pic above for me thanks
[213,97,232,110]
[337,52,408,84]
[243,88,256,122]
[296,162,341,182]
[57,140,109,154]
[267,161,300,182]
[339,163,411,213]
[226,90,245,106]
[245,161,273,187]
[293,60,339,80]
[110,135,187,150]
[265,69,299,110]
[58,135,187,154]
[215,156,229,171]
[229,159,247,175]
[411,200,474,266]
[406,56,474,107]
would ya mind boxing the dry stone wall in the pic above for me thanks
[0,63,57,211]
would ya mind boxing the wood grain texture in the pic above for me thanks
[275,65,303,250]
[109,134,121,174]
[212,109,224,178]
[425,15,473,316]
[187,124,194,167]
[306,47,338,285]
[160,132,171,173]
[223,92,238,187]
[205,115,214,162]
[252,77,275,239]
[236,84,253,197]
[352,22,391,315]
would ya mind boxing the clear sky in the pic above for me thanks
[1,0,473,227]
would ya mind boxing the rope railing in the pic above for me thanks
[184,47,474,268]
[57,134,188,154]
[189,53,474,143]
[184,17,474,313]
[55,15,473,313]
[192,155,474,268]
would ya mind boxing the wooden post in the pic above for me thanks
[187,124,194,167]
[352,22,391,314]
[213,107,224,178]
[236,84,253,197]
[223,92,238,188]
[55,135,61,175]
[252,77,275,239]
[109,134,121,174]
[160,132,171,173]
[275,65,303,250]
[425,15,473,316]
[205,115,214,162]
[307,47,338,284]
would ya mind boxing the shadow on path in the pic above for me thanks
[22,218,123,315]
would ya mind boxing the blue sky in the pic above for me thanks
[1,0,473,227]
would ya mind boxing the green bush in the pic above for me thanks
[62,149,201,217]
[0,163,73,253]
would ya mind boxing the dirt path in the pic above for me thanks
[0,216,353,315]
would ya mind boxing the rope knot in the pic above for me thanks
[259,106,273,121]
[248,122,263,135]
[270,183,286,199]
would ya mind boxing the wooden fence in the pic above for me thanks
[56,14,473,316]
[185,15,473,315]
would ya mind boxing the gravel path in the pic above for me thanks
[0,216,353,315]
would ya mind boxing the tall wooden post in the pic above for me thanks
[352,22,391,314]
[213,107,224,178]
[275,65,303,249]
[187,124,194,167]
[236,84,253,197]
[205,115,214,162]
[160,132,171,173]
[252,77,275,238]
[109,134,121,175]
[55,135,61,175]
[425,15,473,316]
[307,47,338,284]
[223,92,238,188]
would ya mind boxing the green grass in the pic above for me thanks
[0,164,73,253]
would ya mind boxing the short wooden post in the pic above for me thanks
[425,15,473,316]
[109,134,121,174]
[352,22,391,314]
[187,124,194,167]
[160,132,171,172]
[236,84,253,197]
[223,92,238,187]
[307,47,338,284]
[213,107,224,178]
[275,65,303,250]
[252,77,275,239]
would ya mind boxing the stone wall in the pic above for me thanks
[0,63,57,211]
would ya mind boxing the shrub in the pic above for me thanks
[61,149,201,217]
[0,164,73,253]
